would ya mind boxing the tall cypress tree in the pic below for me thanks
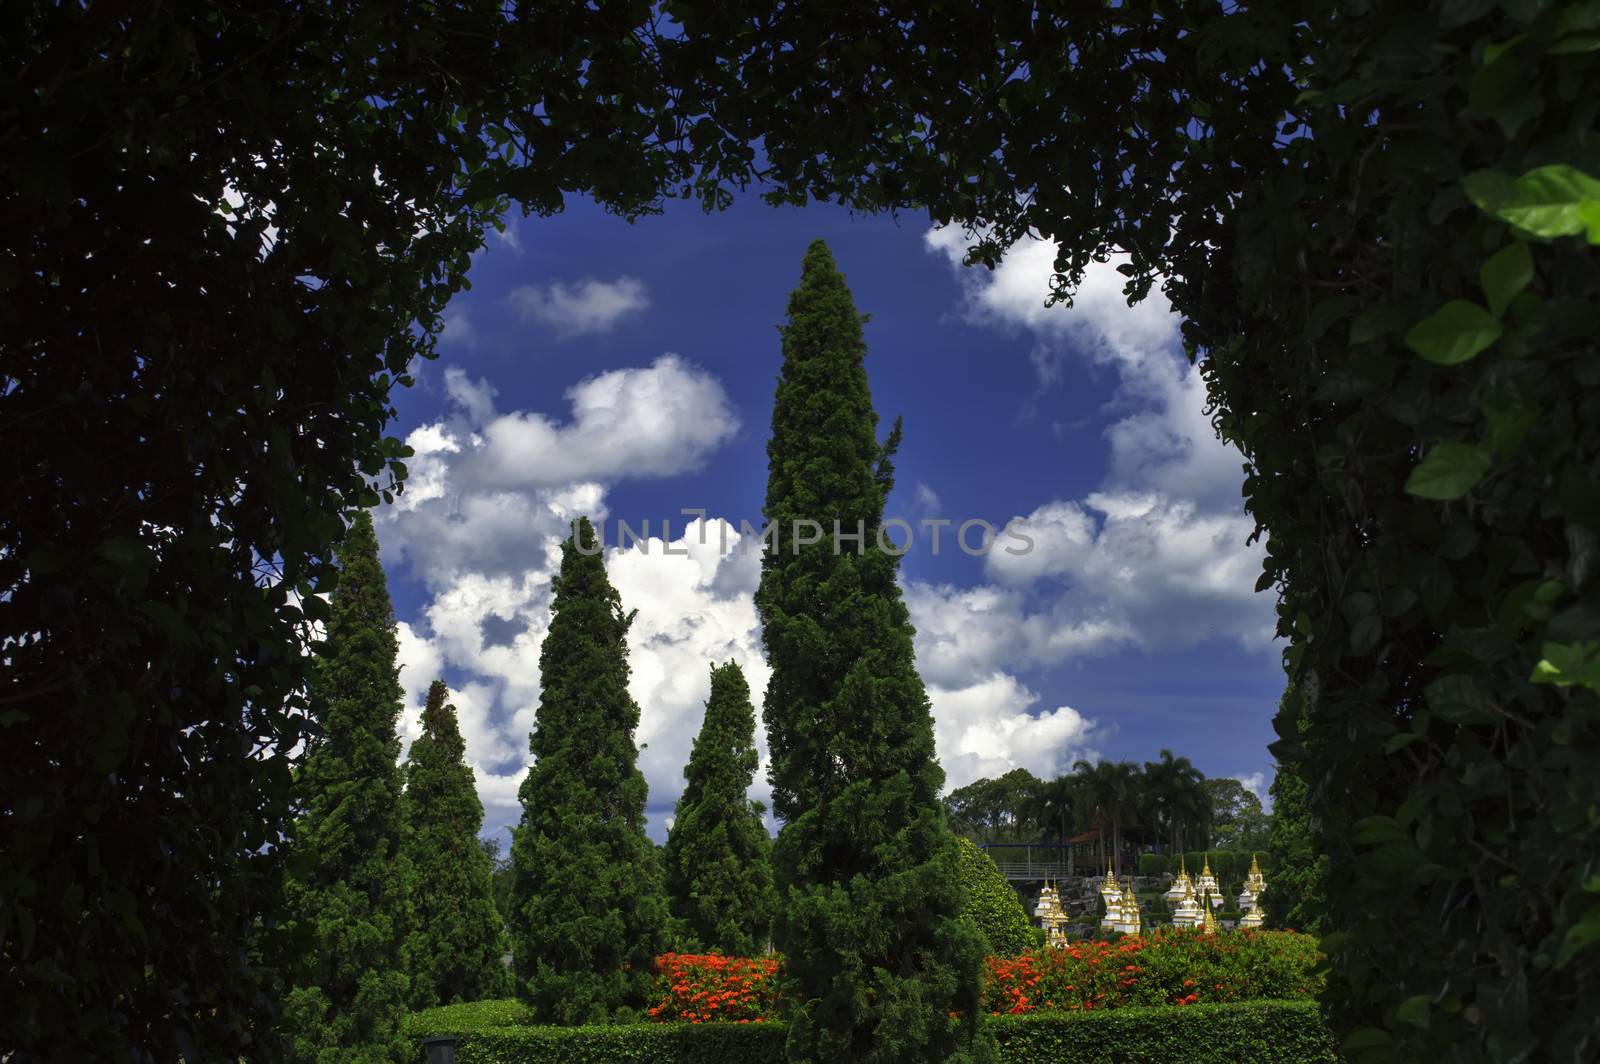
[403,679,513,1008]
[509,518,665,1023]
[283,510,411,1064]
[663,661,777,955]
[757,241,992,1063]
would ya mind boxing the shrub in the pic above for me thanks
[648,953,782,1024]
[956,837,1038,957]
[403,998,535,1038]
[1137,853,1168,876]
[981,929,1323,1014]
[401,1000,1332,1063]
[988,1000,1336,1063]
[428,1022,788,1064]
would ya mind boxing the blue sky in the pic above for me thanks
[374,192,1286,843]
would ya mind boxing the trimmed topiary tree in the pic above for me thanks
[662,661,777,955]
[954,838,1036,958]
[757,240,993,1063]
[282,510,412,1063]
[403,679,513,1008]
[509,518,665,1024]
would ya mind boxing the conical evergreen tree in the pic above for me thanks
[663,662,777,955]
[509,518,665,1023]
[1265,678,1330,934]
[757,241,992,1063]
[282,510,412,1064]
[402,679,513,1008]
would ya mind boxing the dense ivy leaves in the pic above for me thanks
[663,5,1600,1059]
[282,511,411,1063]
[756,242,993,1063]
[509,520,665,1024]
[0,3,731,1058]
[1263,683,1327,938]
[663,662,777,955]
[404,680,513,1011]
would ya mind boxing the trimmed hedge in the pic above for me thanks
[403,1001,1334,1063]
[403,998,536,1038]
[417,1021,786,1063]
[956,837,1038,957]
[1137,853,1168,876]
[989,1001,1337,1063]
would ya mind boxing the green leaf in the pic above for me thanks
[1396,993,1432,1028]
[1529,641,1600,690]
[1555,908,1600,968]
[1480,242,1532,316]
[1427,674,1497,724]
[1405,301,1502,364]
[1465,165,1600,239]
[1481,388,1536,459]
[1404,442,1492,500]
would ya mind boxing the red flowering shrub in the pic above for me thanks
[980,929,1323,1015]
[648,952,782,1024]
[647,932,1320,1025]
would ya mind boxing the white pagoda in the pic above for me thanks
[1193,855,1222,908]
[1170,879,1202,929]
[1034,880,1069,947]
[1237,853,1267,910]
[1164,854,1195,905]
[1109,890,1142,936]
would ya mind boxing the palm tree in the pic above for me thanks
[1142,749,1207,854]
[1071,758,1140,876]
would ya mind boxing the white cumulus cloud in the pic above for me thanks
[509,275,650,336]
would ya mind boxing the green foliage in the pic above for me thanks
[283,511,412,1062]
[397,1002,1332,1064]
[509,519,665,1024]
[1204,781,1270,854]
[403,680,513,1009]
[662,4,1600,1054]
[424,1022,788,1064]
[662,663,777,956]
[984,931,1323,1014]
[756,241,992,1062]
[945,768,1044,841]
[2,3,723,1052]
[1265,683,1329,936]
[404,999,536,1039]
[482,836,517,932]
[955,838,1037,958]
[1138,854,1169,876]
[1140,749,1211,855]
[987,1002,1337,1064]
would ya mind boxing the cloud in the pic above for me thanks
[437,355,741,492]
[1234,772,1269,807]
[912,227,1276,672]
[387,516,772,841]
[440,308,477,349]
[914,481,942,513]
[509,276,649,336]
[927,672,1100,791]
